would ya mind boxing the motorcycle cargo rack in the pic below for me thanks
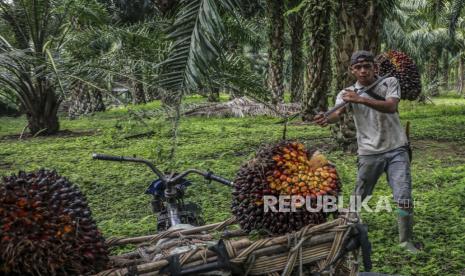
[96,211,368,276]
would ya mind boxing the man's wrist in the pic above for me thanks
[357,97,367,104]
[327,114,339,124]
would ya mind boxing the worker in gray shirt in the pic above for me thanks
[313,50,419,253]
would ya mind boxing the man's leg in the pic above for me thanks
[385,147,419,253]
[353,154,385,211]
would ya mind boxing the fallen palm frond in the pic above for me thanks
[184,97,301,118]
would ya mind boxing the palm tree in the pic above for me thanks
[0,0,105,135]
[302,0,332,115]
[266,0,285,105]
[452,18,465,94]
[383,0,453,96]
[329,0,389,152]
[288,0,304,103]
[102,0,175,104]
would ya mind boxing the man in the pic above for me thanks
[313,50,419,253]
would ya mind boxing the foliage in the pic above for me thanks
[158,0,238,93]
[0,0,108,134]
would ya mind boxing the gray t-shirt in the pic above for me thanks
[335,77,408,155]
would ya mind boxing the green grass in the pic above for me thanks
[1,96,464,275]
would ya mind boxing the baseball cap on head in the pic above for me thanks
[350,50,374,65]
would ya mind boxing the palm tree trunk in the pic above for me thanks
[458,53,465,94]
[93,89,106,112]
[68,83,106,118]
[428,47,440,96]
[208,87,220,102]
[266,0,285,105]
[288,0,304,103]
[132,64,146,104]
[441,51,449,91]
[26,80,60,135]
[331,0,383,153]
[133,81,146,104]
[302,0,331,115]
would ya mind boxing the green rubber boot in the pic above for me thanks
[398,209,419,254]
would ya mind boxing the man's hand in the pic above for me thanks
[343,89,399,113]
[342,89,364,104]
[313,112,329,127]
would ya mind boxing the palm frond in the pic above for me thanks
[449,0,465,38]
[215,53,270,102]
[158,0,237,92]
[224,13,264,51]
[398,0,428,11]
[184,96,300,118]
[427,0,448,25]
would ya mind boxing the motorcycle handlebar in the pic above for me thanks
[92,153,125,162]
[92,153,166,181]
[92,153,233,186]
[205,172,233,186]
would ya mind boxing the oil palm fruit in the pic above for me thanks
[0,169,109,275]
[232,141,341,235]
[376,50,422,100]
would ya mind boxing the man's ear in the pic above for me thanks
[348,65,354,75]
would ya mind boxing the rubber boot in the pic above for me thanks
[397,209,419,253]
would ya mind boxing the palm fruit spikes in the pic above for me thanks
[0,170,109,275]
[232,141,341,235]
[376,50,422,101]
[268,144,340,198]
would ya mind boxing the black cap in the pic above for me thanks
[350,50,374,65]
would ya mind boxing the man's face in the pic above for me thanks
[350,61,377,83]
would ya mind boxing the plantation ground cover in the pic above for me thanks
[1,96,464,275]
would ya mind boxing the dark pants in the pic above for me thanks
[354,146,413,208]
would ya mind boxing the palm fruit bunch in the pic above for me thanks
[0,169,109,275]
[232,141,342,235]
[376,50,422,100]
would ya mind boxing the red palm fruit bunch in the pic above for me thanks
[232,141,341,235]
[0,170,109,275]
[376,50,422,100]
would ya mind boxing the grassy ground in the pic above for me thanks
[1,96,464,275]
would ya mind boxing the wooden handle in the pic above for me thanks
[323,102,348,117]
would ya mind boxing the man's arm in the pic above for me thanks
[313,106,346,127]
[342,90,398,113]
